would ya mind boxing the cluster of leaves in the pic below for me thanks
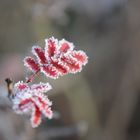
[10,37,88,128]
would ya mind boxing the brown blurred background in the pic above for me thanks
[0,0,140,140]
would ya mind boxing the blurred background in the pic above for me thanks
[0,0,140,140]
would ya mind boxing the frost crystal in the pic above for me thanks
[12,81,53,128]
[24,37,88,79]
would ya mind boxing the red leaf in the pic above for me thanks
[59,39,74,53]
[13,82,53,128]
[44,107,53,119]
[31,83,52,93]
[24,57,40,72]
[24,37,88,79]
[61,55,81,73]
[31,105,41,128]
[19,98,32,111]
[15,82,28,91]
[72,50,88,65]
[52,59,68,76]
[45,37,57,57]
[32,46,46,64]
[35,96,52,119]
[41,65,58,79]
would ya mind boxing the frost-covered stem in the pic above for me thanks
[25,69,40,83]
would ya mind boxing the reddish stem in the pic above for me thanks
[25,70,40,83]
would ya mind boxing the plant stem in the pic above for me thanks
[25,70,40,83]
[5,78,14,99]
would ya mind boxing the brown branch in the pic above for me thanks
[5,78,14,99]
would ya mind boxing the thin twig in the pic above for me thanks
[5,78,14,99]
[25,70,40,83]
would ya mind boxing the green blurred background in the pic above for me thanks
[0,0,140,140]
